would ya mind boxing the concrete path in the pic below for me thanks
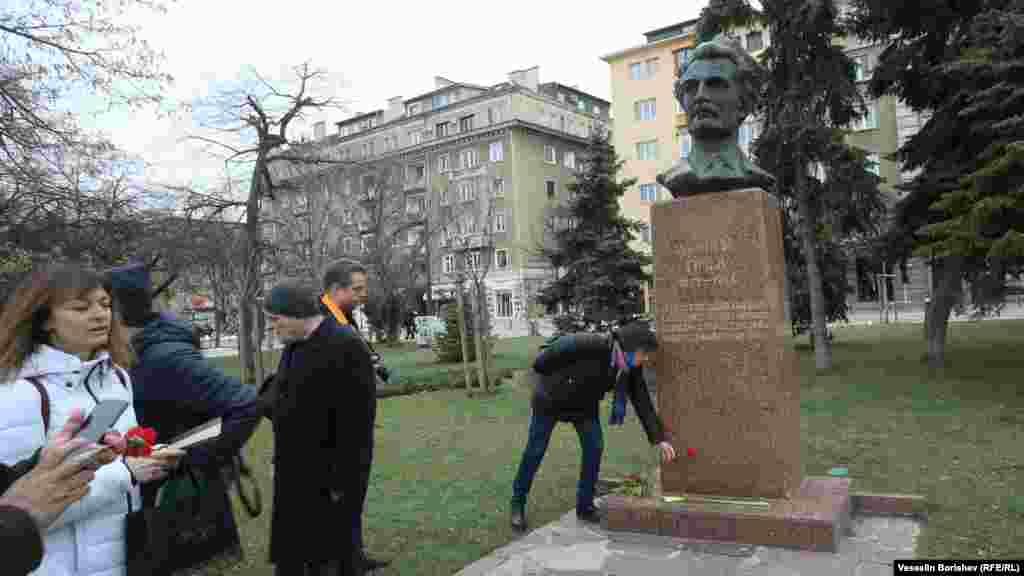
[454,507,919,576]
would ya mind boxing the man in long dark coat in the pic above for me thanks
[263,281,374,576]
[319,259,389,570]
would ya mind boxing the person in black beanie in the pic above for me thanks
[106,260,260,550]
[509,321,676,532]
[263,280,372,576]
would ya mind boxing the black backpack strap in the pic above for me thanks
[25,377,50,435]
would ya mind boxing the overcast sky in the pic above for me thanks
[72,0,705,193]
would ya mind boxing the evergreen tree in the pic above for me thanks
[536,126,652,323]
[848,0,1024,366]
[699,0,886,370]
[433,300,475,363]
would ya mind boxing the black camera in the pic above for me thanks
[370,353,390,383]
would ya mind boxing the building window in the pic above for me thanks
[360,236,370,254]
[460,213,476,234]
[494,210,506,233]
[494,178,505,197]
[636,140,658,161]
[634,98,657,121]
[407,195,425,214]
[853,54,871,82]
[557,93,566,102]
[593,104,601,115]
[853,100,879,131]
[496,291,514,318]
[495,249,510,270]
[439,186,450,205]
[343,237,353,253]
[344,209,353,224]
[564,150,576,169]
[640,225,651,244]
[489,141,504,162]
[746,30,764,52]
[545,180,556,199]
[488,106,503,124]
[673,48,691,75]
[460,148,478,169]
[436,121,449,138]
[443,254,455,274]
[458,181,476,202]
[407,103,420,115]
[460,115,474,132]
[629,58,659,80]
[678,129,691,159]
[410,131,422,146]
[438,153,450,173]
[576,99,586,112]
[466,251,481,270]
[866,152,880,176]
[544,145,556,164]
[407,228,422,247]
[640,183,658,202]
[432,93,449,109]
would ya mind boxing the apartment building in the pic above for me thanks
[602,15,931,313]
[265,68,610,336]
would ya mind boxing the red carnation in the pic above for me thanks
[124,426,157,457]
[687,447,697,458]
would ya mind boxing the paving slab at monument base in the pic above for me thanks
[453,507,920,576]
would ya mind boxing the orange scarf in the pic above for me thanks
[320,294,349,325]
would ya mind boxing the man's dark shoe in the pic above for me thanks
[361,552,390,570]
[510,501,527,532]
[576,506,602,524]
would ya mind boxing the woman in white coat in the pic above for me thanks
[0,264,184,576]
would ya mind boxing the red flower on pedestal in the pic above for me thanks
[124,426,157,457]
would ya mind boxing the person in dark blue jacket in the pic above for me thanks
[106,261,261,515]
[510,321,677,531]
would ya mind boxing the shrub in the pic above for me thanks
[433,301,476,363]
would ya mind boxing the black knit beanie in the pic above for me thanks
[264,281,321,319]
[616,320,658,353]
[106,260,154,327]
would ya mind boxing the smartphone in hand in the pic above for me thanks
[66,399,129,466]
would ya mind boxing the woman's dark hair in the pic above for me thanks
[614,320,659,353]
[0,264,134,381]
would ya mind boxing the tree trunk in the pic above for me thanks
[255,301,265,385]
[472,283,490,393]
[214,305,223,349]
[455,279,474,393]
[797,186,832,370]
[238,153,265,386]
[925,256,963,369]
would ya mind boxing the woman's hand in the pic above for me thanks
[124,447,184,484]
[657,441,677,464]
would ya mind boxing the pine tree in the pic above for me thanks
[848,0,1024,366]
[536,126,652,323]
[699,0,886,370]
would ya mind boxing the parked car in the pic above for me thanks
[415,315,447,348]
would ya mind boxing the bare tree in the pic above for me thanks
[186,62,349,385]
[443,178,502,395]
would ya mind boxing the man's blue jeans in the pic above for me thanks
[512,410,604,513]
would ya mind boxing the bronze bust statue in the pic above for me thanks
[657,34,775,197]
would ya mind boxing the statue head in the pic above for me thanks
[675,34,763,140]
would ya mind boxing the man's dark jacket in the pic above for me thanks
[129,316,261,506]
[531,333,666,445]
[267,316,374,565]
[1,461,44,575]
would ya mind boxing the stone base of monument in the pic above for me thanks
[602,474,926,553]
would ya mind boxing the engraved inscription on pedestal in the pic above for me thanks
[653,188,800,500]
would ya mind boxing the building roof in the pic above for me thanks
[539,82,611,105]
[600,19,699,62]
[643,18,701,44]
[335,110,384,128]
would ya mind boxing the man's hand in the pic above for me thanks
[1,409,118,529]
[125,447,185,484]
[657,441,677,464]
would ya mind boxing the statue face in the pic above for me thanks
[680,57,745,139]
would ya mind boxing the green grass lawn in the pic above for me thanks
[203,324,1023,574]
